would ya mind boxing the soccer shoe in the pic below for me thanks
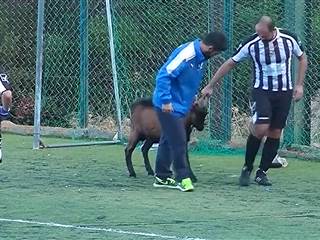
[153,176,178,189]
[177,178,194,192]
[0,106,9,120]
[271,154,288,168]
[239,166,252,186]
[255,169,272,186]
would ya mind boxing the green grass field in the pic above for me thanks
[0,134,320,240]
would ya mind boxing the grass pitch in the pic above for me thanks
[0,134,319,239]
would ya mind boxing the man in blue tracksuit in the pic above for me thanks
[152,32,227,192]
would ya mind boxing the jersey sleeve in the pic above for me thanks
[232,43,251,62]
[280,29,304,57]
[0,66,9,84]
[232,34,259,62]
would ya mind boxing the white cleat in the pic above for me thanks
[272,154,288,168]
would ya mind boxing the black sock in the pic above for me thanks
[259,138,280,172]
[245,134,262,171]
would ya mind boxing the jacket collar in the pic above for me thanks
[194,39,206,62]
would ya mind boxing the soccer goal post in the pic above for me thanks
[33,0,122,149]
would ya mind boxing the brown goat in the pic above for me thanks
[125,96,208,182]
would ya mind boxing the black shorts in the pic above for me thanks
[0,73,12,94]
[250,89,293,129]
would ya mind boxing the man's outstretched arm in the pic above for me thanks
[201,58,237,97]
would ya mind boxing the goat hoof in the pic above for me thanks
[147,171,155,176]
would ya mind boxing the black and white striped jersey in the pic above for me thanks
[232,27,304,91]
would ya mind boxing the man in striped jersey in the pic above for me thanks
[202,16,308,186]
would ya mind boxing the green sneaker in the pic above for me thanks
[177,178,194,192]
[153,176,178,189]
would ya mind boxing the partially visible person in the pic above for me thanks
[0,66,13,163]
[0,67,12,120]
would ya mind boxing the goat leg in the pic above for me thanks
[141,139,155,176]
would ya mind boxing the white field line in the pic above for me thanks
[0,218,208,240]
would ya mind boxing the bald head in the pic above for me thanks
[255,16,276,40]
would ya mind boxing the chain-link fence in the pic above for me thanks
[1,0,320,155]
[40,0,118,138]
[33,0,119,147]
